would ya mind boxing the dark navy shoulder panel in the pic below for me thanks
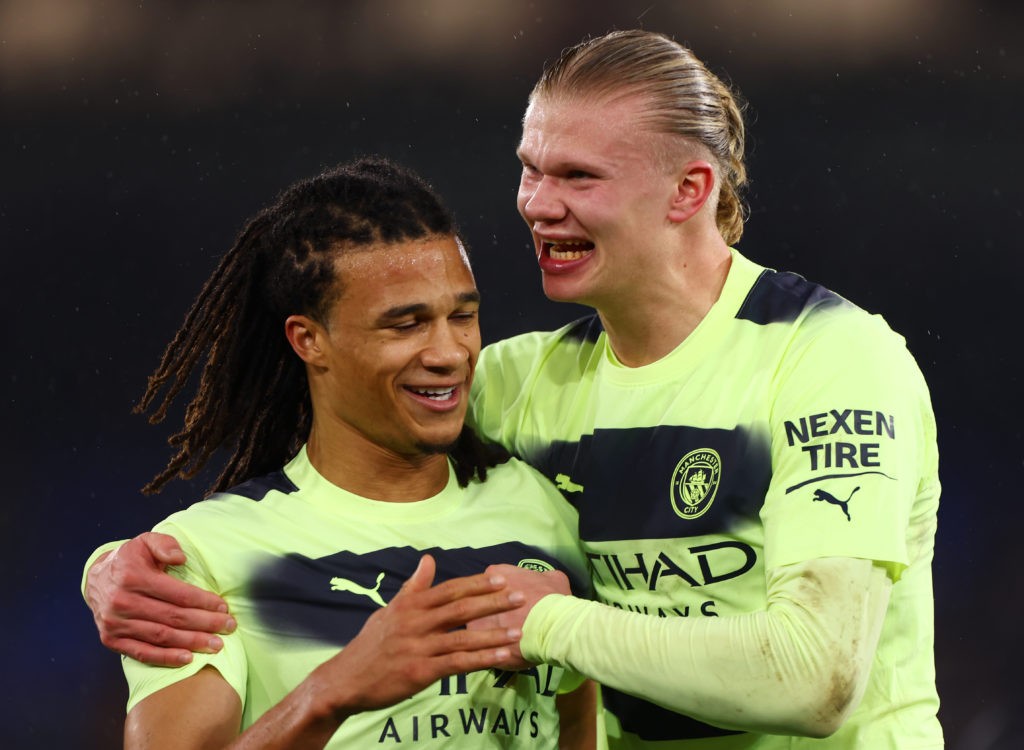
[529,425,770,541]
[250,542,589,646]
[226,470,299,502]
[563,314,604,343]
[736,269,842,325]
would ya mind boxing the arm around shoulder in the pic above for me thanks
[83,532,235,666]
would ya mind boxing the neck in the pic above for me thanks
[600,241,732,367]
[305,423,450,502]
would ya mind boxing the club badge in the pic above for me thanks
[670,448,722,520]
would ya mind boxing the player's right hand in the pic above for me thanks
[304,555,527,718]
[85,532,235,666]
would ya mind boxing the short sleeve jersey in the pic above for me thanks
[468,250,942,749]
[122,447,589,748]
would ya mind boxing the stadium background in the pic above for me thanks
[1,1,1020,746]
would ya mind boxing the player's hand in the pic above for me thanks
[304,555,527,718]
[466,564,571,669]
[85,532,235,666]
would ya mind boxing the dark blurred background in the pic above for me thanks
[2,0,1021,747]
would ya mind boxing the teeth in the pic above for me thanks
[412,387,456,400]
[547,241,592,261]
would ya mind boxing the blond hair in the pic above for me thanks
[531,30,749,244]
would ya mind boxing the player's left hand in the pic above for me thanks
[466,563,571,669]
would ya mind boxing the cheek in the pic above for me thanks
[463,328,482,358]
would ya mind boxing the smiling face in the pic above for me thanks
[308,234,481,461]
[516,92,686,311]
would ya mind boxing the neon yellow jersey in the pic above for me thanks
[122,446,588,748]
[469,250,941,749]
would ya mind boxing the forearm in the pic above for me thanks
[225,673,347,750]
[522,557,890,737]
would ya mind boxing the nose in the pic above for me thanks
[421,321,472,371]
[518,174,566,224]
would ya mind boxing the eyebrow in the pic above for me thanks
[517,151,604,177]
[375,290,481,324]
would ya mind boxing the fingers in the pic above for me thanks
[118,568,229,614]
[105,636,197,668]
[106,588,235,635]
[409,568,516,609]
[412,581,525,635]
[138,531,188,566]
[377,565,527,652]
[99,608,229,660]
[399,554,437,596]
[88,535,234,662]
[418,622,533,676]
[110,539,228,614]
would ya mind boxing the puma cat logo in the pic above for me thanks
[330,571,387,607]
[812,487,860,521]
[555,473,584,493]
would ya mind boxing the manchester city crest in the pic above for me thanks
[517,558,555,573]
[670,448,722,520]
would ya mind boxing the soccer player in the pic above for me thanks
[87,157,595,748]
[86,30,943,749]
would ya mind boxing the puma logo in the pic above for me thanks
[555,473,584,493]
[812,487,860,522]
[330,572,387,607]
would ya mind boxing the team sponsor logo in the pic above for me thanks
[783,408,894,472]
[517,558,554,573]
[811,486,859,521]
[587,542,757,592]
[377,705,542,743]
[329,571,387,607]
[669,448,721,520]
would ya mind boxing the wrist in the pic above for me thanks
[520,592,571,662]
[301,663,358,729]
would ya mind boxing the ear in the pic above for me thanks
[285,314,327,365]
[667,160,716,224]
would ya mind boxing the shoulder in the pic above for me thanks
[476,315,604,395]
[154,467,301,540]
[732,257,910,362]
[481,315,603,366]
[467,457,572,510]
[736,264,849,327]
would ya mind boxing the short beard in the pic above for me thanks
[415,440,458,456]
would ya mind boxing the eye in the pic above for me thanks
[566,169,595,180]
[450,309,478,324]
[520,162,540,179]
[391,320,423,332]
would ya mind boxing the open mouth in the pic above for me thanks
[405,386,458,402]
[544,239,594,260]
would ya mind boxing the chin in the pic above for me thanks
[415,439,459,456]
[542,278,589,305]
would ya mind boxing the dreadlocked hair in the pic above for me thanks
[136,155,504,495]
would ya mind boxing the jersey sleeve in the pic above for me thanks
[521,556,892,736]
[762,305,936,579]
[121,519,248,712]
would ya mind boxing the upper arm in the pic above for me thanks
[766,310,931,575]
[125,666,242,750]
